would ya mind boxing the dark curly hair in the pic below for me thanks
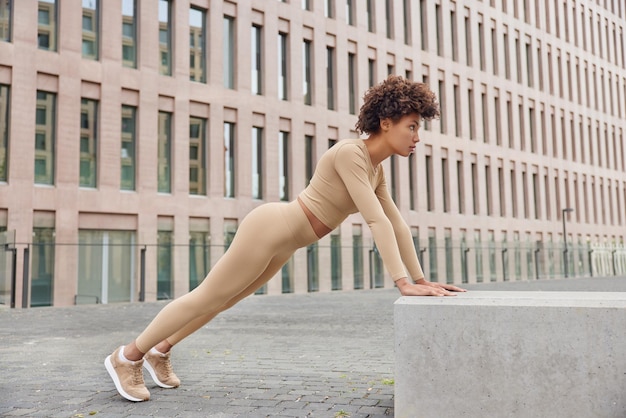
[355,75,440,135]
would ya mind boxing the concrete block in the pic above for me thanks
[394,292,626,418]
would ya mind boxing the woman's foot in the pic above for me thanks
[104,346,150,402]
[143,348,181,388]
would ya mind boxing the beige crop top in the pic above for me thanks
[298,138,425,282]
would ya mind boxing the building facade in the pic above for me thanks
[0,0,625,307]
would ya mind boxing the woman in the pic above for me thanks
[105,75,466,402]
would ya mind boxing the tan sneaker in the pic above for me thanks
[143,349,181,389]
[104,346,150,402]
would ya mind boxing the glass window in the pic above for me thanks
[348,52,356,114]
[157,229,173,300]
[331,230,342,290]
[346,0,355,25]
[302,40,312,105]
[82,0,99,60]
[281,256,293,293]
[31,227,55,307]
[122,0,137,68]
[77,230,135,304]
[35,91,56,185]
[305,134,314,185]
[278,32,288,100]
[158,112,172,193]
[80,99,98,188]
[0,84,8,182]
[189,117,207,195]
[252,127,263,199]
[428,228,438,281]
[0,0,11,42]
[251,25,263,94]
[159,0,172,76]
[385,0,393,39]
[189,230,210,291]
[302,0,311,11]
[223,122,235,198]
[444,229,453,284]
[326,46,335,110]
[352,224,363,289]
[325,0,334,18]
[307,242,319,291]
[223,16,235,89]
[366,0,374,32]
[223,219,237,250]
[121,105,136,190]
[279,131,289,201]
[189,7,206,82]
[38,0,57,51]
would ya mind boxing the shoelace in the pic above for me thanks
[160,356,174,376]
[130,362,145,386]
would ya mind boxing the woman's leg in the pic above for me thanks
[133,204,294,355]
[163,249,294,347]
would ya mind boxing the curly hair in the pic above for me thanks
[355,75,440,135]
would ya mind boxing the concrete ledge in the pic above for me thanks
[394,292,626,418]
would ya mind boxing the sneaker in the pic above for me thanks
[104,346,150,402]
[143,349,181,389]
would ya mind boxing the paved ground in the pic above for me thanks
[0,276,624,418]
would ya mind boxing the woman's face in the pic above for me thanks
[383,113,422,157]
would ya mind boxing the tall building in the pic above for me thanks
[0,0,624,307]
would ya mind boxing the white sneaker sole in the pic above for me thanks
[143,360,176,388]
[104,355,148,402]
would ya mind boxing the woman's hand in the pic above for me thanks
[396,278,466,296]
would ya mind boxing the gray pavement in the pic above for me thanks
[0,276,624,418]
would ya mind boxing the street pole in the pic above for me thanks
[562,208,573,278]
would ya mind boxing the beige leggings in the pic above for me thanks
[134,200,319,353]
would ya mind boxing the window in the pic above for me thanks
[224,122,235,198]
[223,16,235,89]
[305,134,314,185]
[190,7,207,83]
[435,5,443,56]
[189,229,210,291]
[38,0,57,51]
[159,0,172,76]
[385,0,393,39]
[438,79,446,134]
[122,0,137,68]
[420,0,428,51]
[403,0,411,44]
[121,105,136,191]
[189,117,207,195]
[428,228,438,282]
[485,164,492,215]
[465,10,472,66]
[346,0,355,25]
[0,0,11,42]
[331,230,342,290]
[442,157,450,212]
[471,162,479,214]
[348,52,356,114]
[252,127,263,199]
[157,229,174,300]
[366,0,374,32]
[368,58,376,87]
[278,32,288,100]
[325,0,334,18]
[0,84,8,182]
[31,227,55,307]
[326,46,336,110]
[79,99,98,188]
[158,112,172,193]
[82,0,99,60]
[77,230,135,304]
[478,18,485,71]
[352,225,363,289]
[303,40,312,104]
[302,0,311,11]
[425,154,433,211]
[281,257,294,293]
[252,25,263,95]
[279,131,289,201]
[445,229,454,284]
[450,10,458,61]
[409,153,416,210]
[35,91,56,185]
[457,159,465,213]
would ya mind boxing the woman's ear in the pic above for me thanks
[380,118,391,131]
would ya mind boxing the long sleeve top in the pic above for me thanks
[298,138,425,282]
